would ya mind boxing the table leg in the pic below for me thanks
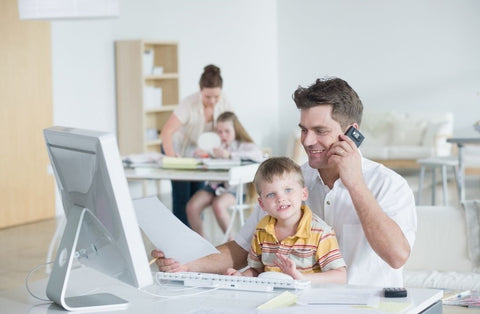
[457,144,465,202]
[223,181,244,243]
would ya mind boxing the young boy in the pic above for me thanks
[226,157,346,283]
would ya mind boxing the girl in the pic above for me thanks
[186,111,264,239]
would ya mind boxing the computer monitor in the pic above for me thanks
[43,126,153,312]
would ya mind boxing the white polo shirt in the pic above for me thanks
[235,157,417,287]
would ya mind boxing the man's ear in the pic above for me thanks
[302,187,308,201]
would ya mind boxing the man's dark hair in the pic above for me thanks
[292,77,363,129]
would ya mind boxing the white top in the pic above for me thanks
[172,91,233,157]
[225,140,264,163]
[235,157,417,287]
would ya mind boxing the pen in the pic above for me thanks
[149,257,159,266]
[444,290,471,300]
[455,291,471,299]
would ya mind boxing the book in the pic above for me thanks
[162,156,200,169]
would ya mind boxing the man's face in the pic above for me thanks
[298,105,344,170]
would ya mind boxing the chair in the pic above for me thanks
[416,156,459,206]
[222,182,256,242]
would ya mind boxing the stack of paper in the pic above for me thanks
[202,158,241,169]
[162,156,200,169]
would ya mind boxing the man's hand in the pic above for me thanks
[326,133,363,190]
[151,249,189,272]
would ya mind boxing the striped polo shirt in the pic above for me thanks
[247,204,346,273]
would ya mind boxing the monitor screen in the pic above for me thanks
[43,126,153,311]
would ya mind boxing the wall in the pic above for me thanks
[277,0,480,147]
[51,0,279,151]
[52,1,480,159]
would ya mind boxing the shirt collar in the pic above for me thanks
[259,204,313,239]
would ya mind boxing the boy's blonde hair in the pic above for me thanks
[253,157,304,195]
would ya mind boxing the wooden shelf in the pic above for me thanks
[115,40,179,156]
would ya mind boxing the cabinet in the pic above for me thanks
[115,40,179,155]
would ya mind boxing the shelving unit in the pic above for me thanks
[115,40,179,155]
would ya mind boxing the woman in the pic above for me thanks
[161,64,233,226]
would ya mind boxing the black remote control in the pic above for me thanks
[384,287,408,298]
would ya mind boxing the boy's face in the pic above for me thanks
[257,173,308,223]
[298,105,344,170]
[216,120,235,145]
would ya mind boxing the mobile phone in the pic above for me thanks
[344,126,365,147]
[384,287,408,298]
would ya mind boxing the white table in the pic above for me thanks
[446,137,480,202]
[0,267,444,314]
[124,163,260,241]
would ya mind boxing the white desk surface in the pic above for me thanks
[124,163,259,185]
[1,267,443,314]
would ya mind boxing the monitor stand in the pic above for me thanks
[46,206,129,312]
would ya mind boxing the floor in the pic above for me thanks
[1,172,479,313]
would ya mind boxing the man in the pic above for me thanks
[152,77,417,287]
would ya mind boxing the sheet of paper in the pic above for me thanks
[133,196,219,264]
[257,291,298,310]
[297,287,380,306]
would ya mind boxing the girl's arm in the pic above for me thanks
[230,142,264,162]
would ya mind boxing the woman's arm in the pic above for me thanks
[160,113,182,156]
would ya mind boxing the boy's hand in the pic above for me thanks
[225,267,242,276]
[274,253,303,280]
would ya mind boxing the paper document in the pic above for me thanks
[202,158,242,169]
[162,156,200,169]
[134,197,219,264]
[298,287,380,306]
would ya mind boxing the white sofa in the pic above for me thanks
[360,111,454,169]
[404,203,480,291]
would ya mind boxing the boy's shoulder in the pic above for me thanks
[308,209,334,233]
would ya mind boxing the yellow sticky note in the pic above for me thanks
[256,291,298,310]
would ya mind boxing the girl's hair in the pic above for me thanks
[216,111,254,143]
[253,157,304,195]
[199,64,223,89]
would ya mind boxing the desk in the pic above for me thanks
[0,267,443,313]
[124,163,260,241]
[446,137,480,202]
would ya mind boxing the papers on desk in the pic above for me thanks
[122,152,163,168]
[133,197,219,264]
[297,287,381,306]
[162,156,200,169]
[201,158,241,169]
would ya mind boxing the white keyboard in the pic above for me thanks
[155,272,310,292]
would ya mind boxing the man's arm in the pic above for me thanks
[152,240,249,274]
[348,183,410,268]
[333,134,411,268]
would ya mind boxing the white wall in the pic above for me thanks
[277,0,480,149]
[52,0,279,151]
[52,0,480,157]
